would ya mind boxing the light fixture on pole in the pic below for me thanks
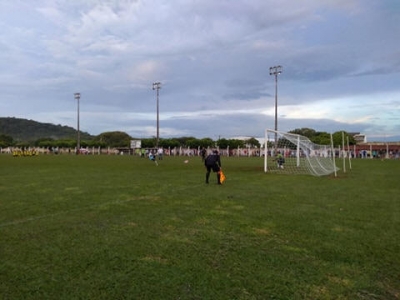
[152,82,161,148]
[269,65,282,150]
[74,92,81,154]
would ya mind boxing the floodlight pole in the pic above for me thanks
[152,82,161,148]
[74,92,81,154]
[269,65,282,152]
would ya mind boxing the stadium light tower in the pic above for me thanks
[152,82,161,148]
[269,65,282,150]
[74,92,81,154]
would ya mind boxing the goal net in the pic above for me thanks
[264,129,339,176]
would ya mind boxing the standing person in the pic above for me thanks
[205,150,222,184]
[157,147,163,160]
[200,147,207,162]
[276,151,285,169]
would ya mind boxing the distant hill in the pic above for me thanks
[0,117,94,142]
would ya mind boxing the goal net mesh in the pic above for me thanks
[264,129,339,176]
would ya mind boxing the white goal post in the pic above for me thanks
[264,129,339,176]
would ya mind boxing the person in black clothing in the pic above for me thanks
[205,150,222,184]
[200,147,207,162]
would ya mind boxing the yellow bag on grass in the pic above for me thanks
[219,170,226,184]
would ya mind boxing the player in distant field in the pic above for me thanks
[149,150,158,166]
[205,150,222,184]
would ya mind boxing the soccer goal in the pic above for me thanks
[264,129,339,176]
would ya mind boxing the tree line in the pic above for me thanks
[288,128,356,147]
[0,131,261,149]
[0,128,356,149]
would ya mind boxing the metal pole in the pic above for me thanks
[74,93,81,154]
[152,82,161,148]
[269,66,282,152]
[156,87,159,147]
[274,73,278,132]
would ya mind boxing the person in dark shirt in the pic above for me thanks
[200,147,207,162]
[205,150,222,184]
[276,151,285,169]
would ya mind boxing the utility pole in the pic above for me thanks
[74,92,81,154]
[152,82,161,148]
[269,65,282,151]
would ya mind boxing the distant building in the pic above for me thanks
[351,133,367,144]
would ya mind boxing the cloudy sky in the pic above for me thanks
[1,0,399,141]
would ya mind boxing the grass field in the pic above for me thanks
[0,154,399,299]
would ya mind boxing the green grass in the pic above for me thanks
[0,154,399,299]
